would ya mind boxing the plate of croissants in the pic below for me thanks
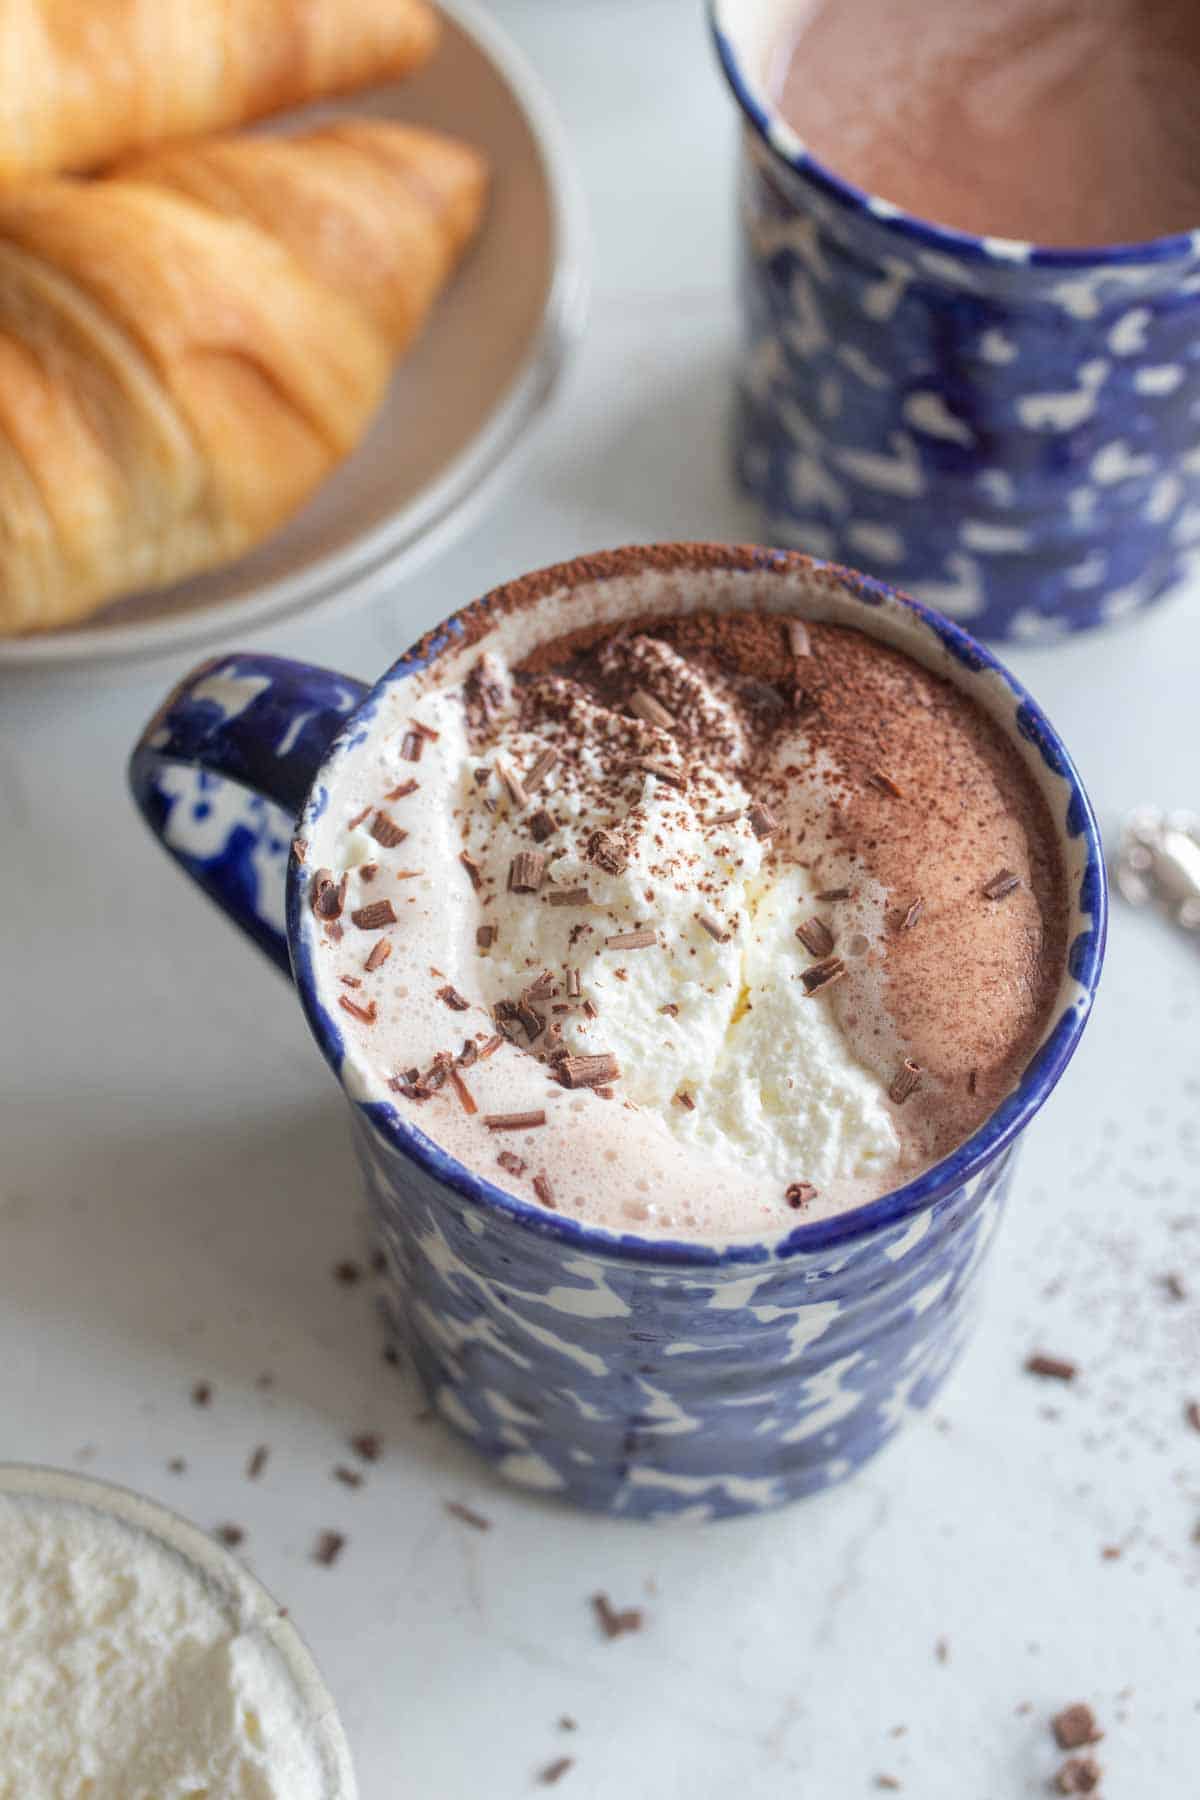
[0,0,587,666]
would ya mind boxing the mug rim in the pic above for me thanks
[288,542,1107,1269]
[708,0,1200,272]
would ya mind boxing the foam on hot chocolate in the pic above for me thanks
[770,0,1200,246]
[304,591,1065,1242]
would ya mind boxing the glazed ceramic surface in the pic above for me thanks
[129,545,1105,1520]
[712,2,1200,644]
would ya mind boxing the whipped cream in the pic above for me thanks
[0,1494,333,1800]
[306,622,905,1239]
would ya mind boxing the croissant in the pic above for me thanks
[0,0,440,184]
[0,122,488,634]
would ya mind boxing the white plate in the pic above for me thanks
[1,0,589,670]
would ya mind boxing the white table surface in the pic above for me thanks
[3,3,1199,1794]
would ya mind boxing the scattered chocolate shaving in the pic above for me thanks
[708,807,744,826]
[479,1035,504,1059]
[351,1432,382,1463]
[816,886,850,902]
[351,899,396,931]
[338,994,377,1025]
[537,1758,575,1788]
[1026,1354,1078,1383]
[326,919,343,941]
[449,1069,477,1115]
[368,812,407,850]
[697,911,732,944]
[793,685,818,716]
[935,1638,949,1664]
[458,1039,479,1068]
[167,1457,186,1474]
[313,1530,346,1568]
[983,868,1021,900]
[364,939,392,973]
[215,1523,245,1549]
[591,1593,644,1639]
[874,1779,901,1793]
[868,769,904,799]
[346,805,371,831]
[476,924,497,948]
[525,970,556,1001]
[548,887,590,907]
[558,1717,577,1733]
[496,759,529,809]
[786,1181,819,1208]
[586,829,628,875]
[1054,1756,1102,1794]
[394,870,423,881]
[659,1001,678,1016]
[339,975,362,989]
[411,719,439,742]
[795,916,835,957]
[900,896,924,932]
[674,1091,695,1111]
[291,837,308,864]
[444,1499,492,1531]
[1052,1705,1103,1752]
[385,779,419,800]
[359,863,379,883]
[889,1058,922,1103]
[1159,1271,1187,1302]
[788,618,812,658]
[334,1465,363,1490]
[510,850,546,893]
[605,927,657,951]
[1185,1401,1200,1433]
[437,984,470,1012]
[629,687,676,730]
[532,1173,556,1209]
[485,1111,547,1131]
[526,747,559,790]
[566,968,582,999]
[967,1068,978,1095]
[334,1261,362,1286]
[246,1445,269,1481]
[529,807,557,842]
[310,869,346,920]
[459,851,483,890]
[634,756,687,789]
[802,955,846,995]
[497,1149,527,1178]
[400,730,424,763]
[559,1053,621,1089]
[191,1382,212,1408]
[746,801,778,839]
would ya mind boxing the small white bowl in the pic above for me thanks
[0,1463,357,1799]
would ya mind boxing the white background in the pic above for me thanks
[3,2,1199,1794]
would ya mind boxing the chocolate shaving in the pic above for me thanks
[816,886,850,902]
[1026,1353,1078,1382]
[338,994,377,1024]
[411,719,439,742]
[889,1057,921,1102]
[524,970,557,1001]
[605,927,657,951]
[708,807,744,826]
[526,746,559,791]
[291,837,308,864]
[548,887,590,907]
[802,955,846,995]
[246,1445,269,1481]
[510,850,546,893]
[437,984,470,1012]
[1052,1705,1103,1751]
[533,1173,556,1209]
[310,869,346,920]
[786,1181,819,1208]
[351,1432,382,1463]
[629,687,676,730]
[484,1111,547,1131]
[591,1593,644,1640]
[400,730,424,763]
[900,896,924,932]
[497,1149,527,1178]
[334,1465,363,1489]
[368,812,407,850]
[795,916,834,957]
[788,618,812,657]
[346,805,371,831]
[586,829,628,876]
[538,1758,575,1788]
[459,850,483,890]
[1054,1756,1102,1794]
[313,1530,346,1567]
[746,801,778,839]
[479,1035,503,1059]
[334,1261,362,1286]
[476,924,497,949]
[697,911,732,944]
[458,1039,479,1068]
[566,968,581,998]
[359,863,378,883]
[868,769,904,799]
[216,1523,245,1549]
[449,1070,477,1115]
[659,1002,678,1016]
[385,779,419,800]
[364,939,392,973]
[674,1091,695,1111]
[1185,1401,1200,1433]
[339,975,362,989]
[496,759,529,809]
[445,1500,491,1532]
[983,868,1021,900]
[529,807,557,843]
[559,1053,621,1089]
[191,1382,212,1408]
[634,757,687,789]
[351,899,396,931]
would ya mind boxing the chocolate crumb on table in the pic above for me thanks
[874,1778,902,1792]
[350,1432,382,1463]
[215,1523,245,1548]
[558,1717,577,1732]
[934,1637,949,1664]
[167,1457,187,1475]
[1051,1703,1103,1751]
[191,1381,212,1408]
[333,1260,362,1286]
[537,1757,575,1787]
[1054,1756,1102,1795]
[334,1465,364,1490]
[590,1593,644,1639]
[444,1500,492,1532]
[1186,1400,1200,1433]
[313,1530,346,1568]
[1025,1353,1078,1382]
[246,1445,269,1481]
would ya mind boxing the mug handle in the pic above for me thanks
[129,652,369,978]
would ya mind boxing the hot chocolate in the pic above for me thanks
[303,579,1066,1241]
[770,0,1200,246]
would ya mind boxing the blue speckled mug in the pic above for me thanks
[130,544,1105,1521]
[711,3,1200,643]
